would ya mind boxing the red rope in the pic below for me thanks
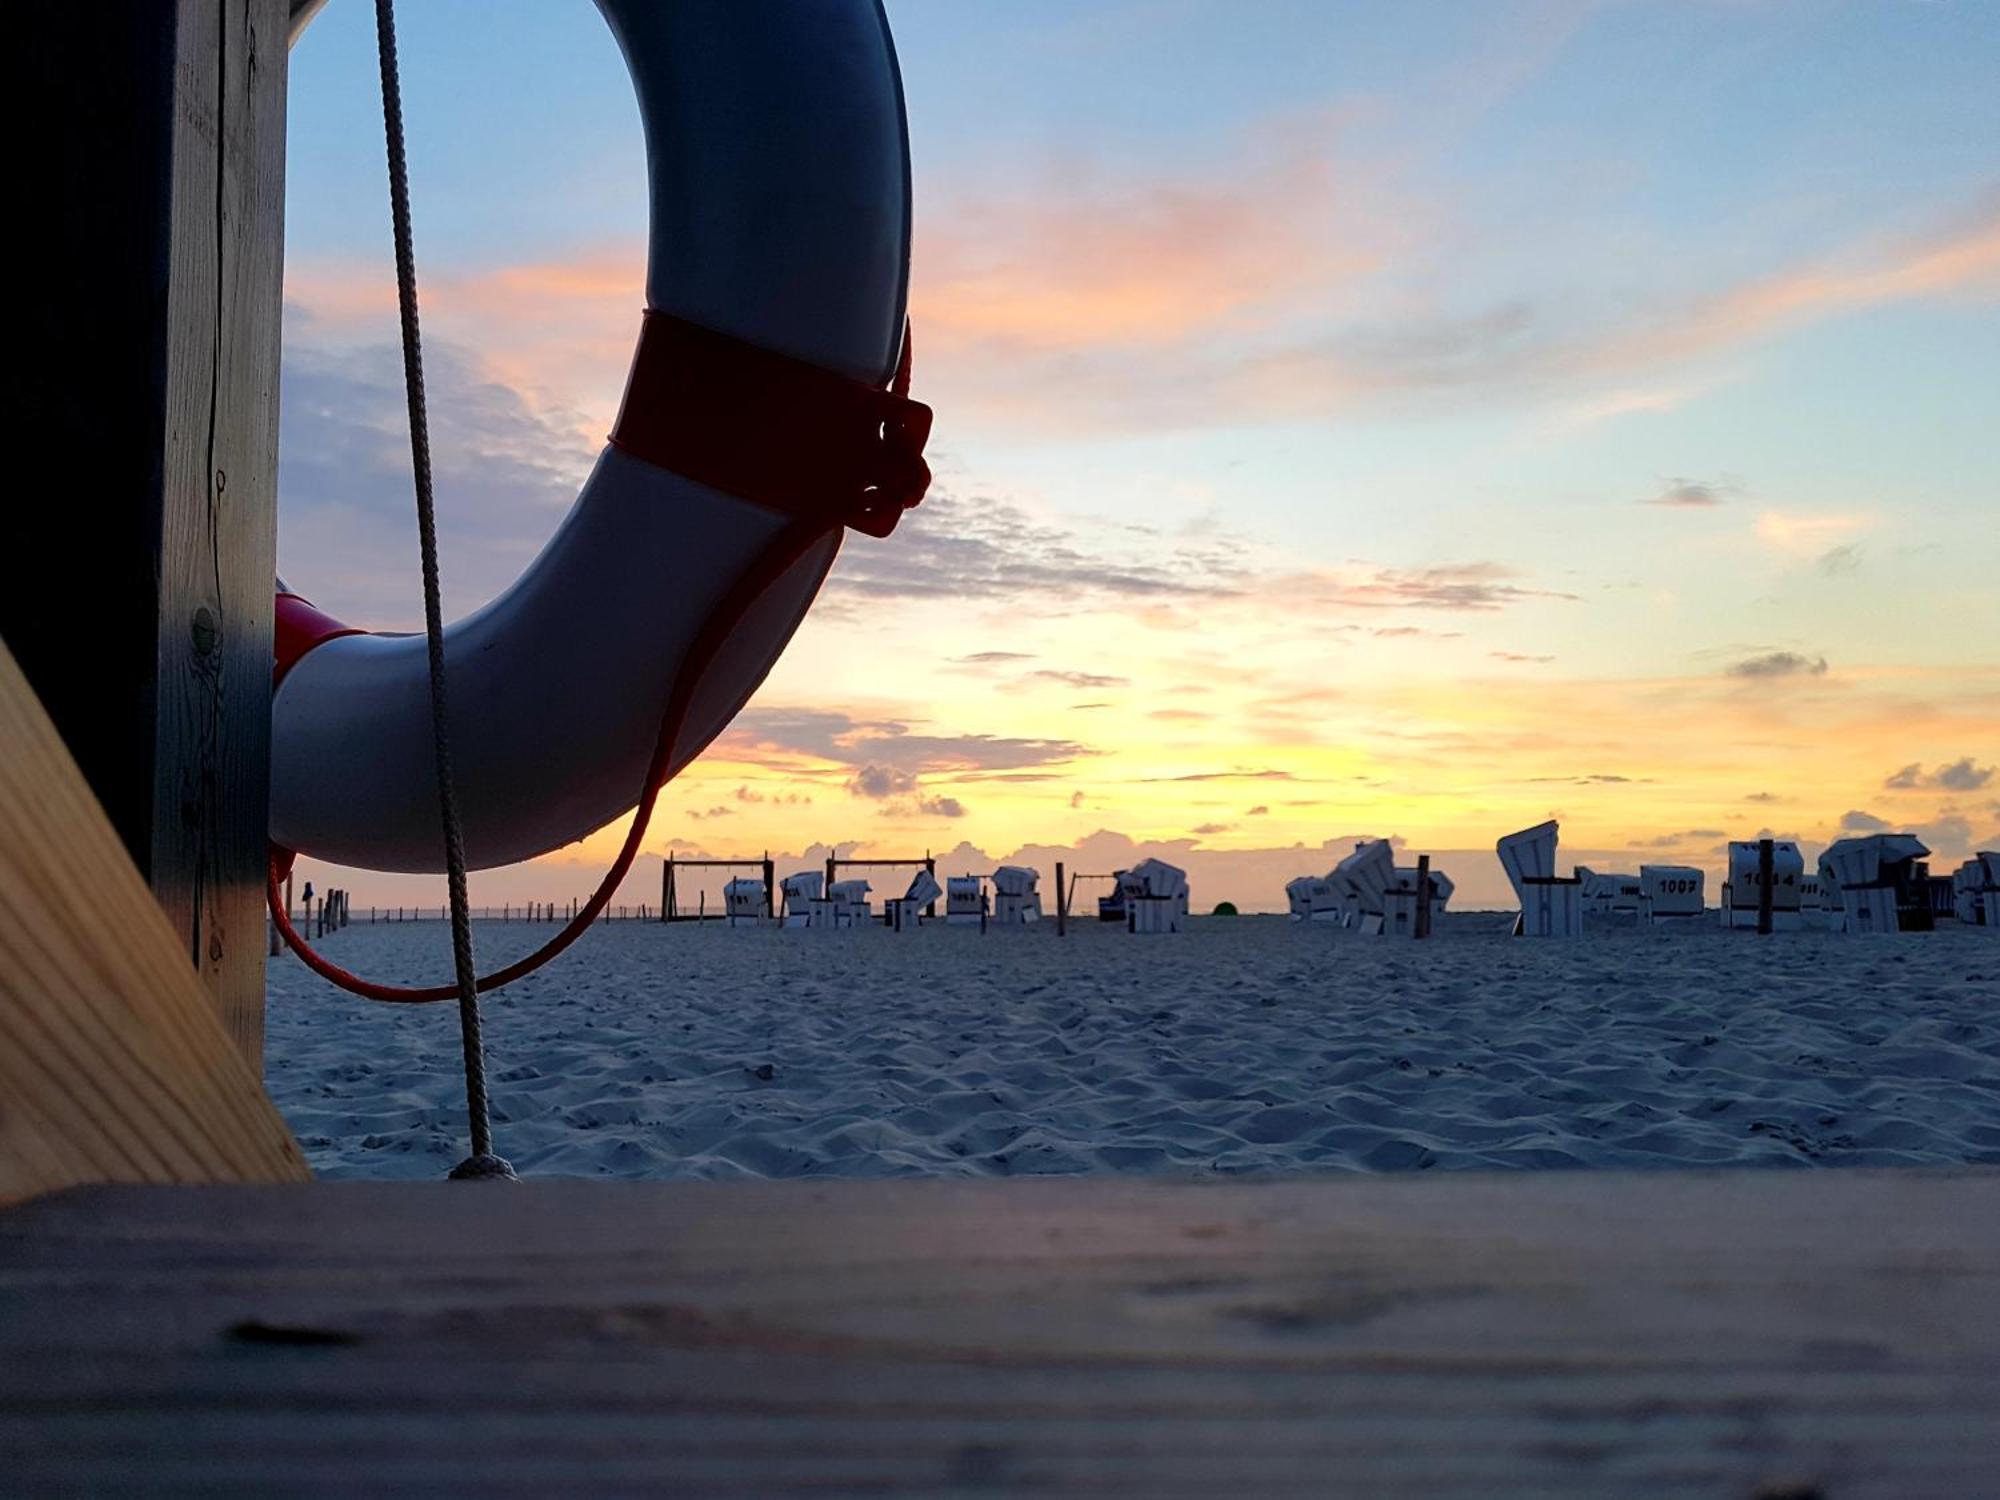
[268,323,926,1003]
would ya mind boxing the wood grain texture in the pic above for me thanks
[1,0,286,1072]
[1,1171,1993,1495]
[0,642,309,1207]
[154,0,289,1066]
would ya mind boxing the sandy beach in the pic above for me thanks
[267,916,2000,1181]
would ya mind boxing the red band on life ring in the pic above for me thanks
[275,592,366,686]
[608,313,931,539]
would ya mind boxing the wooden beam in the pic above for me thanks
[3,0,288,1070]
[0,1170,1994,1490]
[0,642,309,1207]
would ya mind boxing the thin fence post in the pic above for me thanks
[1056,860,1067,937]
[1415,854,1432,939]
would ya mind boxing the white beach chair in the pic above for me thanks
[1384,864,1451,937]
[990,865,1043,925]
[1574,865,1605,914]
[1638,865,1704,924]
[1496,820,1582,937]
[1821,834,1932,935]
[779,871,822,929]
[721,877,768,927]
[1332,841,1396,935]
[945,875,985,926]
[885,868,942,932]
[1719,841,1804,930]
[1955,852,2000,929]
[1121,858,1188,934]
[1285,876,1316,922]
[1796,871,1833,929]
[827,878,873,928]
[1286,875,1340,922]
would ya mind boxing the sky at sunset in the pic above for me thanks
[279,0,1997,913]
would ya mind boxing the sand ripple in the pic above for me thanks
[265,915,2000,1181]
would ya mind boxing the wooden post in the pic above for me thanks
[826,853,837,893]
[1415,854,1432,940]
[4,0,288,1072]
[763,855,775,920]
[1056,861,1068,937]
[663,858,677,923]
[1757,837,1775,936]
[925,852,938,918]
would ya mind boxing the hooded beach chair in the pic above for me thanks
[1385,864,1451,936]
[1821,834,1932,934]
[1639,865,1704,924]
[827,878,873,928]
[1954,853,2000,928]
[1720,841,1804,930]
[1286,875,1340,922]
[945,875,985,925]
[779,871,822,929]
[1332,840,1396,935]
[989,865,1043,925]
[1496,820,1583,937]
[722,877,768,927]
[1121,858,1188,934]
[885,868,942,931]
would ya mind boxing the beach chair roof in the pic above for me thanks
[1122,858,1188,898]
[1496,820,1560,884]
[1821,833,1930,886]
[903,869,943,905]
[990,865,1038,896]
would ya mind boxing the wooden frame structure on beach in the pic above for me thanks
[660,854,776,922]
[826,853,940,919]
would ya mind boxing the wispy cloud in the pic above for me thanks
[1642,476,1735,508]
[1726,650,1829,680]
[1755,512,1872,556]
[721,708,1092,776]
[1885,758,1994,793]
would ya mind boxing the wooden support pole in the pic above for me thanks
[5,0,288,1073]
[1757,837,1775,937]
[1056,860,1068,936]
[763,855,776,920]
[1415,854,1432,940]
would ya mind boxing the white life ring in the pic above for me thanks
[274,0,921,873]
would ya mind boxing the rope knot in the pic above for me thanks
[448,1152,520,1182]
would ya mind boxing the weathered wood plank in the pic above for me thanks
[0,642,310,1207]
[155,0,289,1066]
[3,0,287,1070]
[1,1172,1993,1494]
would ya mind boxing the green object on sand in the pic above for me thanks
[1211,902,1239,916]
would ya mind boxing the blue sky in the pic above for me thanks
[279,1,1998,909]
